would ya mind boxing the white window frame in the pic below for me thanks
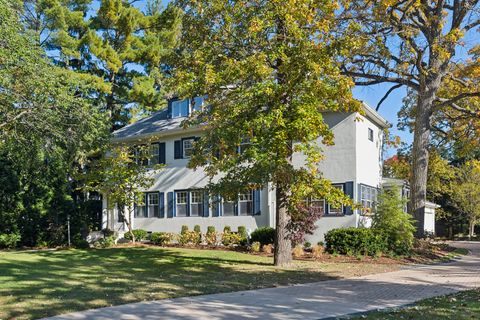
[147,193,159,217]
[191,96,205,112]
[238,191,253,215]
[190,190,204,216]
[328,185,344,215]
[149,143,159,166]
[360,185,377,214]
[183,138,195,158]
[171,99,189,118]
[176,191,188,217]
[368,128,374,142]
[310,198,325,213]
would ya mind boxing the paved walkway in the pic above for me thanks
[46,241,480,320]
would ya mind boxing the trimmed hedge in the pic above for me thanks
[150,232,175,245]
[124,229,149,241]
[250,227,275,246]
[324,227,387,256]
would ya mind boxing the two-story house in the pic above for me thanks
[102,97,389,243]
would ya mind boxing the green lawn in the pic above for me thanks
[0,246,398,320]
[349,289,480,319]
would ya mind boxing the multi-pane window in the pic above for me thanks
[239,137,251,154]
[328,185,344,215]
[190,190,204,216]
[148,193,159,217]
[238,191,253,215]
[183,139,195,158]
[176,191,188,217]
[171,99,189,118]
[368,128,374,141]
[149,143,159,165]
[192,96,205,112]
[310,198,325,213]
[134,196,147,218]
[361,185,377,214]
[223,198,236,216]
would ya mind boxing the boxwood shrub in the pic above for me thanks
[124,229,149,241]
[324,227,387,256]
[250,227,275,246]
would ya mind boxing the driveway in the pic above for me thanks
[45,241,480,320]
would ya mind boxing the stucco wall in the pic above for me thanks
[355,114,383,188]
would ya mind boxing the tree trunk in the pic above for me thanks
[469,221,475,239]
[274,186,292,267]
[410,80,439,238]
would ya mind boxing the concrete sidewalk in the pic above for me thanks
[45,241,480,320]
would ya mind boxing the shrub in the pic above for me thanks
[0,233,21,249]
[102,228,117,238]
[262,244,273,254]
[250,227,275,246]
[317,241,324,247]
[221,232,242,246]
[181,225,189,234]
[151,232,175,246]
[303,241,311,249]
[193,225,202,243]
[372,187,416,255]
[325,228,387,256]
[312,245,324,258]
[95,236,115,248]
[72,234,90,249]
[250,241,261,253]
[237,226,248,246]
[178,230,200,245]
[292,245,304,258]
[124,229,149,242]
[205,226,217,246]
[223,226,231,233]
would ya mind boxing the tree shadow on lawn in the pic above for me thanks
[0,247,339,320]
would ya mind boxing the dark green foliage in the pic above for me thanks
[373,188,416,255]
[237,226,248,246]
[150,232,175,246]
[124,229,149,242]
[304,241,311,249]
[194,225,201,233]
[325,228,387,256]
[250,227,276,246]
[223,226,231,233]
[72,235,90,249]
[181,225,189,234]
[206,226,216,234]
[0,233,21,249]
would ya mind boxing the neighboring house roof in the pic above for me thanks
[113,102,389,142]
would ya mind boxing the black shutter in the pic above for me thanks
[253,189,261,215]
[167,192,174,218]
[344,181,354,215]
[212,195,221,217]
[159,142,166,164]
[203,192,209,217]
[174,140,182,159]
[159,192,165,218]
[167,99,172,119]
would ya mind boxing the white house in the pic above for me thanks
[102,97,389,242]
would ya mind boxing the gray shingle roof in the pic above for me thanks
[112,109,186,140]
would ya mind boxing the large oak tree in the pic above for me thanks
[340,0,480,236]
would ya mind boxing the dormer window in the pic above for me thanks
[171,99,189,118]
[192,96,205,112]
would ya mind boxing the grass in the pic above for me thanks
[0,246,399,320]
[347,288,480,319]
